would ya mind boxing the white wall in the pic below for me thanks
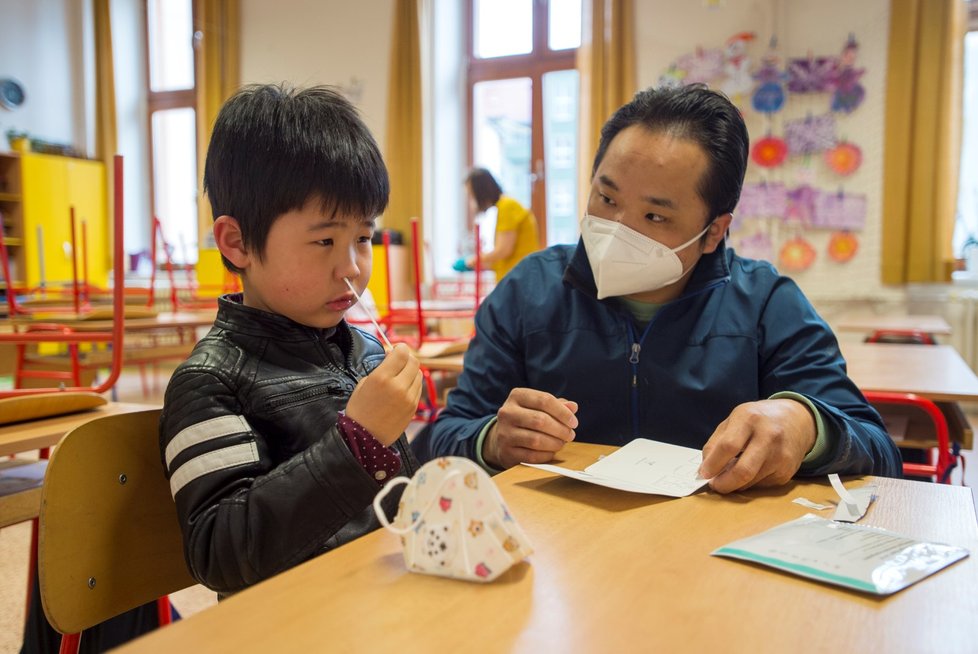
[240,0,394,151]
[0,0,88,153]
[635,0,901,308]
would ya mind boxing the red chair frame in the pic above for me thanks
[863,390,954,483]
[865,329,936,345]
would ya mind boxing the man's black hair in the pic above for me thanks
[204,83,389,273]
[591,84,749,223]
[465,168,503,213]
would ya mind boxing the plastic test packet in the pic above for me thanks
[712,513,969,595]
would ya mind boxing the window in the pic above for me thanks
[145,0,198,265]
[466,0,582,246]
[955,0,978,265]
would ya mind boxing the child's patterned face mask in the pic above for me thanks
[373,457,533,582]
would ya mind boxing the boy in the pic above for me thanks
[159,84,423,594]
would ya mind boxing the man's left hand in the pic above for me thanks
[697,399,817,494]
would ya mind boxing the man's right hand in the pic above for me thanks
[482,388,578,469]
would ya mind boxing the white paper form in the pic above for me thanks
[522,438,709,497]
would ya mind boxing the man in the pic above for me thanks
[425,84,901,493]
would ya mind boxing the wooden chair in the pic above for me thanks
[37,408,195,653]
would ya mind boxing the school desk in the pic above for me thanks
[0,401,157,458]
[838,343,978,402]
[833,313,953,338]
[115,442,978,653]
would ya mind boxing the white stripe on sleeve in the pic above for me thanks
[169,441,260,498]
[165,415,252,468]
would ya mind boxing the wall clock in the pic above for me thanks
[0,79,26,110]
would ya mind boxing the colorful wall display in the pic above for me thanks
[662,31,869,272]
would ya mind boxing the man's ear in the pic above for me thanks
[213,216,250,270]
[703,213,733,254]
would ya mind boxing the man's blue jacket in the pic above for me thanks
[427,239,902,478]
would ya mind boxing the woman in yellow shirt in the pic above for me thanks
[454,168,541,280]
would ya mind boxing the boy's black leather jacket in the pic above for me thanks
[159,294,418,594]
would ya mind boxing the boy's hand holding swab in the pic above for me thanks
[345,343,423,446]
[344,277,393,351]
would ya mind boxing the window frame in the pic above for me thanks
[143,0,199,267]
[464,0,578,244]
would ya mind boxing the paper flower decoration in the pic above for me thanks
[787,56,837,94]
[832,35,865,113]
[828,231,859,263]
[751,136,788,168]
[812,191,867,230]
[785,114,837,155]
[737,182,788,219]
[779,237,817,272]
[824,142,862,176]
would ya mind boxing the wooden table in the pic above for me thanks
[116,443,978,653]
[0,402,156,457]
[840,342,978,403]
[834,313,952,337]
[417,352,465,373]
[7,310,217,333]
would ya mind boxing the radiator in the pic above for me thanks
[945,289,978,372]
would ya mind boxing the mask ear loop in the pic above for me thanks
[373,469,463,535]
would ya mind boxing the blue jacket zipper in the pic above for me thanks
[624,278,728,438]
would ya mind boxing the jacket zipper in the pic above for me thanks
[315,329,418,476]
[624,278,728,438]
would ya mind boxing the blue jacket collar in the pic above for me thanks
[562,237,732,302]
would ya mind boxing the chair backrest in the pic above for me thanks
[865,329,936,345]
[863,391,953,482]
[38,408,195,634]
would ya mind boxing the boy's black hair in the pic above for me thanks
[465,168,503,213]
[204,84,389,273]
[591,84,749,224]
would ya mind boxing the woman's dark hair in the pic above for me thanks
[465,168,503,212]
[591,84,749,223]
[204,83,389,272]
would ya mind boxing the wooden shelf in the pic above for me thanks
[2,238,22,246]
[0,193,21,202]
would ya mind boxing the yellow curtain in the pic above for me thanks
[193,0,240,290]
[383,0,423,241]
[577,0,635,198]
[93,0,117,268]
[881,0,966,283]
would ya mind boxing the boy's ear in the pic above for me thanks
[213,216,251,270]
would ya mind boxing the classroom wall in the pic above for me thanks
[635,0,900,308]
[0,0,88,154]
[239,0,394,151]
[1,0,907,310]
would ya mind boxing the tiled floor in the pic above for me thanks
[0,369,975,654]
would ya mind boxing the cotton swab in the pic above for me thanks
[343,277,394,350]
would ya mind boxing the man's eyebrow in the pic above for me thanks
[598,174,677,210]
[642,195,676,210]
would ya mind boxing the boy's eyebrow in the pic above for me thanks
[306,218,376,231]
[598,174,677,210]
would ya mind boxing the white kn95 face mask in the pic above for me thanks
[579,213,711,299]
[373,456,533,583]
